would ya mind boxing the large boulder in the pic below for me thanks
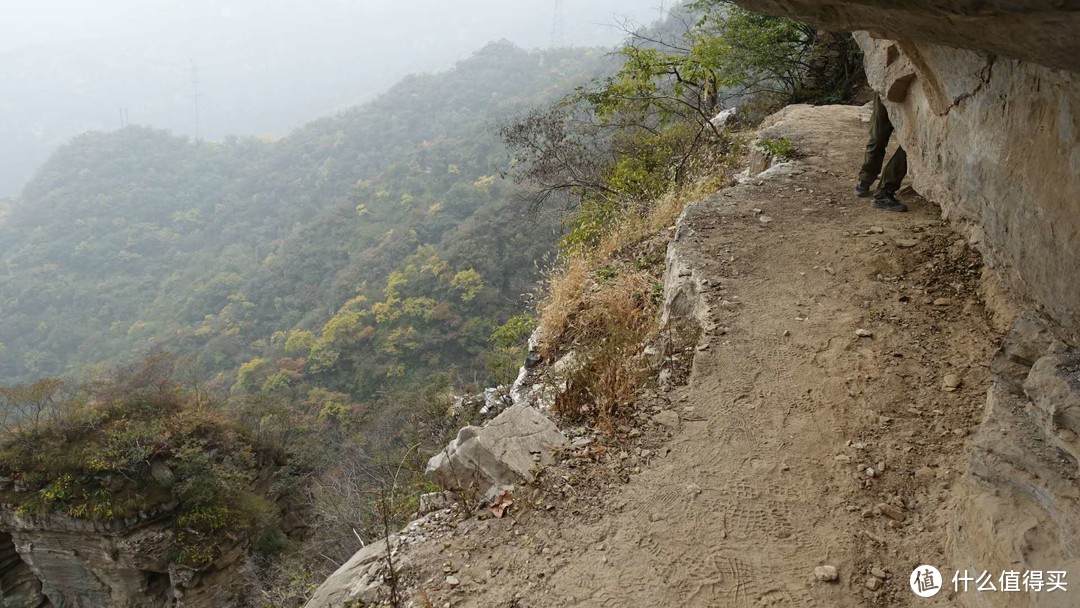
[425,405,566,501]
[304,539,399,608]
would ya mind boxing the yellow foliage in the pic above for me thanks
[236,358,269,391]
[322,310,364,344]
[473,174,496,190]
[283,330,317,356]
[450,269,484,302]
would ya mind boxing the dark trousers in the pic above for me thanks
[859,96,907,195]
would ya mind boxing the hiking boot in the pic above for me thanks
[872,192,908,212]
[855,179,873,197]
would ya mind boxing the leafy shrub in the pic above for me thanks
[756,136,797,159]
[560,199,624,253]
[0,355,297,570]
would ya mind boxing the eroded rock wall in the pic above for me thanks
[856,35,1080,343]
[0,510,249,607]
[730,1,1080,73]
[0,531,48,607]
[952,317,1080,608]
[737,0,1080,351]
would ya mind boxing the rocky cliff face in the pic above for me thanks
[0,508,250,608]
[738,0,1080,346]
[854,35,1080,343]
[953,317,1079,608]
[732,2,1079,605]
[730,0,1080,73]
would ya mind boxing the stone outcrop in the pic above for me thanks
[304,539,401,608]
[425,405,566,502]
[953,317,1080,607]
[315,368,570,607]
[661,202,711,331]
[0,508,251,607]
[730,1,1080,73]
[0,530,47,607]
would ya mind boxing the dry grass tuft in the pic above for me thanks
[535,256,590,359]
[594,176,724,260]
[534,174,732,430]
[543,268,658,430]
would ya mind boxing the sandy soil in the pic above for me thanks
[401,105,998,608]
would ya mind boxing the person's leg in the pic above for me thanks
[877,146,907,194]
[872,146,909,212]
[858,96,893,184]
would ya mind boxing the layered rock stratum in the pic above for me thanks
[0,507,250,607]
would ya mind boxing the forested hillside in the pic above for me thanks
[0,42,609,396]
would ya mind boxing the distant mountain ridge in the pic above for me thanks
[0,42,614,392]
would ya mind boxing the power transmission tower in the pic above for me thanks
[551,0,565,48]
[190,61,201,141]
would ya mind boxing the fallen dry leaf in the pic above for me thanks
[489,490,513,518]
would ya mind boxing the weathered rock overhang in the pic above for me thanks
[730,0,1080,73]
[734,0,1080,344]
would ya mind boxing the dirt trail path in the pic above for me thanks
[405,105,997,607]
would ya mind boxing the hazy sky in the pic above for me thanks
[0,1,667,196]
[0,1,665,53]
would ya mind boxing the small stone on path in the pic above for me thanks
[943,374,962,391]
[651,410,680,429]
[814,565,838,582]
[874,502,906,522]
